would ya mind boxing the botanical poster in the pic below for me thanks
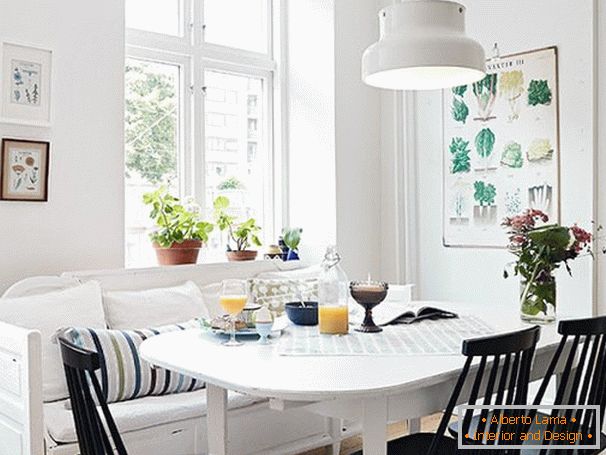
[442,47,559,247]
[6,147,42,195]
[10,59,42,106]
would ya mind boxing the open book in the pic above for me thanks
[364,301,458,326]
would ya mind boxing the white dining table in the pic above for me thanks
[139,302,565,455]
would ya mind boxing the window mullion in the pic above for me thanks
[182,0,193,45]
[180,57,193,200]
[194,0,204,47]
[193,49,206,215]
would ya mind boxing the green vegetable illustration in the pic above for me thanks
[528,80,552,106]
[449,137,471,173]
[499,70,524,121]
[451,97,469,123]
[500,141,523,168]
[452,85,467,97]
[472,73,497,120]
[473,181,497,206]
[527,138,554,161]
[475,127,495,171]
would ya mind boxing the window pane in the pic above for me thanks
[126,0,181,36]
[204,0,268,53]
[125,59,180,267]
[204,70,268,256]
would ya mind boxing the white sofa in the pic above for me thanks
[0,260,358,455]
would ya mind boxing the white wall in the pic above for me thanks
[0,0,125,292]
[406,0,595,317]
[599,1,606,315]
[286,0,337,265]
[334,0,382,281]
[287,0,382,280]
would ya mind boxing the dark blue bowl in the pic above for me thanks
[285,301,318,326]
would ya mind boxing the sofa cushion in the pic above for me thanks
[103,281,209,329]
[65,319,204,404]
[255,265,322,280]
[0,281,105,402]
[45,389,265,444]
[248,278,318,315]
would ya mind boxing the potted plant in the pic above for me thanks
[282,227,302,261]
[502,209,594,323]
[213,196,262,261]
[143,187,214,266]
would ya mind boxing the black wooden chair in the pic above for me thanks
[58,335,129,455]
[352,325,541,455]
[451,315,606,454]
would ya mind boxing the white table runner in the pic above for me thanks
[278,315,495,356]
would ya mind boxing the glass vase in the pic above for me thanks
[520,275,556,324]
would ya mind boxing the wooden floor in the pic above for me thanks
[297,414,443,455]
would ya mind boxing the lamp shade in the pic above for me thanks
[362,0,486,90]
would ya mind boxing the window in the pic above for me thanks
[126,0,182,36]
[125,59,180,267]
[204,0,269,53]
[203,70,268,253]
[125,0,278,267]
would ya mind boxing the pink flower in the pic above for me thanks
[571,225,592,244]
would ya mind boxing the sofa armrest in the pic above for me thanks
[388,284,414,303]
[0,321,44,455]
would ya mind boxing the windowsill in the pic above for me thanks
[119,257,303,274]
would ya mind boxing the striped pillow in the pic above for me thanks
[64,319,203,404]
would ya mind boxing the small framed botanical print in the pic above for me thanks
[1,42,52,126]
[1,139,49,201]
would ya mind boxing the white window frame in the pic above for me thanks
[125,0,285,260]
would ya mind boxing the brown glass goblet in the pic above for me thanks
[349,281,389,333]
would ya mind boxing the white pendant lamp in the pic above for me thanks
[362,0,486,90]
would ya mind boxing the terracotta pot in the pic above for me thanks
[153,240,202,266]
[226,250,258,262]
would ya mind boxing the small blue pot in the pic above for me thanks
[286,249,300,261]
[285,302,318,326]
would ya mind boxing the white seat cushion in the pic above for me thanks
[45,389,266,444]
[0,281,106,402]
[103,281,210,329]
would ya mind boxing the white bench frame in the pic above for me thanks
[0,260,362,455]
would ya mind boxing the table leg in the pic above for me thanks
[207,384,228,455]
[326,417,342,455]
[408,417,421,434]
[362,396,388,455]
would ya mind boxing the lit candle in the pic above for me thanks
[351,273,384,293]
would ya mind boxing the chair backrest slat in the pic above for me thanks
[505,351,521,405]
[533,315,606,453]
[475,354,500,438]
[58,336,129,455]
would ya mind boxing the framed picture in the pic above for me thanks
[1,42,52,126]
[442,46,560,248]
[1,138,50,202]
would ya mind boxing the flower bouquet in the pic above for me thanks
[502,209,593,323]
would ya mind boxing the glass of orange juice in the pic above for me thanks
[220,279,248,347]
